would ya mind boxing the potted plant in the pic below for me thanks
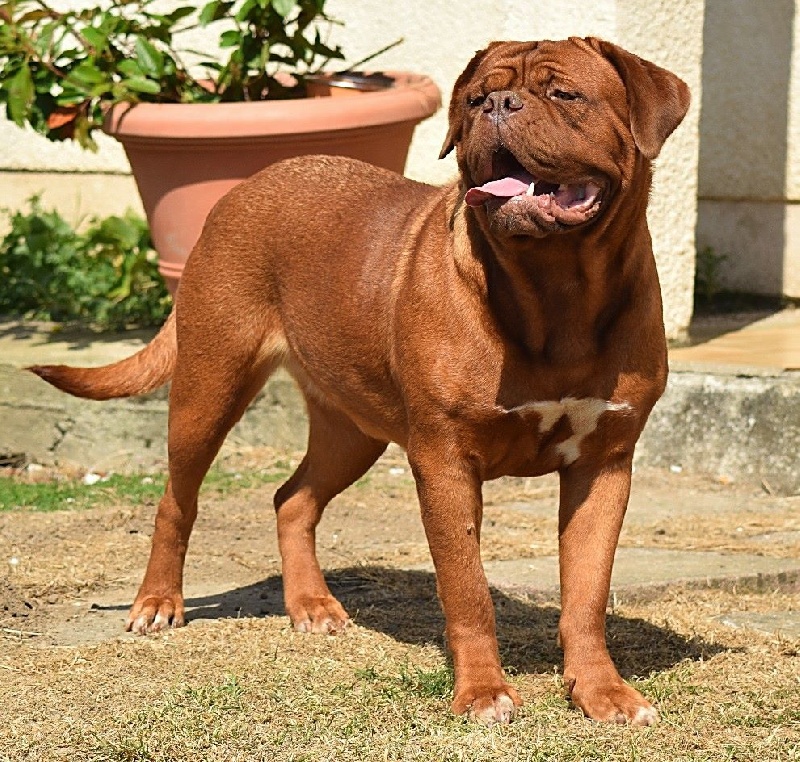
[0,0,441,292]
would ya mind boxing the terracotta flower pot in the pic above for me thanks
[104,72,441,294]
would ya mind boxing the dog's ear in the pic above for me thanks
[586,38,690,160]
[439,45,497,160]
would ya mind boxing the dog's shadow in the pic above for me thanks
[179,566,726,677]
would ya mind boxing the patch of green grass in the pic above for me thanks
[354,662,455,700]
[0,464,290,512]
[204,465,290,494]
[396,663,455,699]
[720,688,800,729]
[0,473,165,512]
[89,675,248,761]
[633,661,707,713]
[33,635,800,762]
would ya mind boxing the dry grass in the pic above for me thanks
[0,450,799,760]
[2,587,798,761]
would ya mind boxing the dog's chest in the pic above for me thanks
[476,395,635,478]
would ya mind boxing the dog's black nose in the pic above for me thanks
[483,90,524,118]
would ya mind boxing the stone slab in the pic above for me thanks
[670,309,800,370]
[481,548,800,599]
[636,368,800,494]
[717,612,800,639]
[0,363,308,471]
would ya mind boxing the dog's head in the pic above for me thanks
[440,38,690,237]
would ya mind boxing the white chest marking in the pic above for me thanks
[506,397,632,466]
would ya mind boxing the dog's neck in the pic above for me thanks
[458,167,658,366]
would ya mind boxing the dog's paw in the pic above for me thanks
[287,594,350,635]
[566,674,658,726]
[452,683,522,725]
[125,594,185,635]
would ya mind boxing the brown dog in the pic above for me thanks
[30,37,689,725]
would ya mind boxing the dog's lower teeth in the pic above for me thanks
[526,183,536,196]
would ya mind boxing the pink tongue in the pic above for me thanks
[465,177,531,207]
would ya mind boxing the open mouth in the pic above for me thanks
[464,148,603,227]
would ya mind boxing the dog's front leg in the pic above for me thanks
[410,451,521,724]
[126,477,194,634]
[558,456,658,725]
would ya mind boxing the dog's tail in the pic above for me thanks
[27,309,177,400]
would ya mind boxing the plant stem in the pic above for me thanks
[342,37,404,71]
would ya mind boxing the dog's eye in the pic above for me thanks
[467,94,486,108]
[550,89,581,102]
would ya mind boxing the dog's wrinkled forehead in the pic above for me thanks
[466,39,618,97]
[473,41,540,92]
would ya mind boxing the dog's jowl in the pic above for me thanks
[30,38,689,725]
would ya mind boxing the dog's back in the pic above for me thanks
[30,155,444,410]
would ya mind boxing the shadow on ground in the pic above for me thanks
[682,305,782,345]
[0,320,155,351]
[144,566,729,678]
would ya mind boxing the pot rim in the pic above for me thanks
[104,71,441,140]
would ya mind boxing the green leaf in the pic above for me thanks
[31,21,57,57]
[122,76,162,94]
[54,94,86,107]
[134,37,164,77]
[7,66,35,126]
[72,113,98,150]
[198,0,218,23]
[233,0,257,22]
[165,6,195,23]
[17,9,50,22]
[199,0,234,24]
[95,215,140,250]
[65,61,107,87]
[117,59,144,77]
[81,26,107,52]
[271,0,296,17]
[218,29,241,48]
[312,41,343,60]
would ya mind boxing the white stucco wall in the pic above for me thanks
[0,0,702,339]
[698,1,793,199]
[615,0,704,340]
[787,3,800,200]
[696,0,800,298]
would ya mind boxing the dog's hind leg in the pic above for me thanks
[274,401,387,633]
[126,327,284,635]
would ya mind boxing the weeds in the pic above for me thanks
[90,675,248,761]
[0,196,170,330]
[694,245,728,306]
[355,662,455,700]
[0,464,291,512]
